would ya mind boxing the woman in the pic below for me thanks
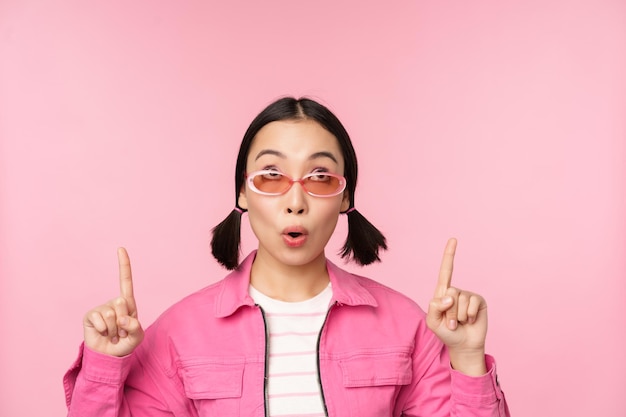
[64,97,510,416]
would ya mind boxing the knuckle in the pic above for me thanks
[458,292,470,305]
[446,287,460,297]
[129,320,143,333]
[470,294,485,307]
[85,310,101,325]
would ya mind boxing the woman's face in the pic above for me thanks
[238,119,350,269]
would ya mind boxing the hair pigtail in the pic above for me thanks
[211,208,245,270]
[340,209,387,265]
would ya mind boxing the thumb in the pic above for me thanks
[426,296,453,330]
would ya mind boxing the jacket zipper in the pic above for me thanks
[258,305,270,417]
[316,301,336,417]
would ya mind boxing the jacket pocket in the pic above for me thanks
[339,352,412,417]
[179,360,244,416]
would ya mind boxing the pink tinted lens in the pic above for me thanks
[252,173,291,194]
[302,176,343,195]
[250,172,344,196]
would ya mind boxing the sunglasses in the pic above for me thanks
[246,170,346,197]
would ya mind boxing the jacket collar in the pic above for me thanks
[215,251,378,318]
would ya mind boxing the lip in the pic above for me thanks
[281,226,308,248]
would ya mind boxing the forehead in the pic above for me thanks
[248,119,344,166]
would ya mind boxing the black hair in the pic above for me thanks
[211,96,387,269]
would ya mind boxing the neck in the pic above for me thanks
[250,249,330,302]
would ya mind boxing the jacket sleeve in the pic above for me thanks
[449,355,510,416]
[396,326,510,417]
[63,343,191,417]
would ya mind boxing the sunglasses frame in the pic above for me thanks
[246,169,347,197]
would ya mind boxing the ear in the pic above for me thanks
[340,190,350,212]
[238,186,248,210]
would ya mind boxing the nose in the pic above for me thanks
[285,181,308,215]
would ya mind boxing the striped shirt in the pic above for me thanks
[249,284,332,417]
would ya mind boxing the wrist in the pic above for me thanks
[448,347,487,376]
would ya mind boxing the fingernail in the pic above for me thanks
[448,319,457,330]
[119,329,128,338]
[442,296,453,305]
[111,336,119,344]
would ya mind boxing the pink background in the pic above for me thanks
[1,1,625,416]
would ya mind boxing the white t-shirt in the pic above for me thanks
[249,283,333,417]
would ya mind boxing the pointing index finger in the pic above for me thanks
[435,238,457,298]
[117,247,137,314]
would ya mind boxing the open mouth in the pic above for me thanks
[282,227,308,247]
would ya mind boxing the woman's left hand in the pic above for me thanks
[426,238,489,376]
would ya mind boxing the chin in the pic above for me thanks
[274,248,327,268]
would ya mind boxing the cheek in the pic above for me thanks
[245,202,272,242]
[315,199,344,223]
[245,194,278,225]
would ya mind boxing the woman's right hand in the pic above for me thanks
[82,247,144,357]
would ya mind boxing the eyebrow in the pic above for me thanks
[254,149,338,164]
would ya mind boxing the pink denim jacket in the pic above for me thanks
[64,251,510,417]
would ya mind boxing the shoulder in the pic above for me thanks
[150,279,226,329]
[328,261,425,317]
[152,255,256,326]
[354,273,425,314]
